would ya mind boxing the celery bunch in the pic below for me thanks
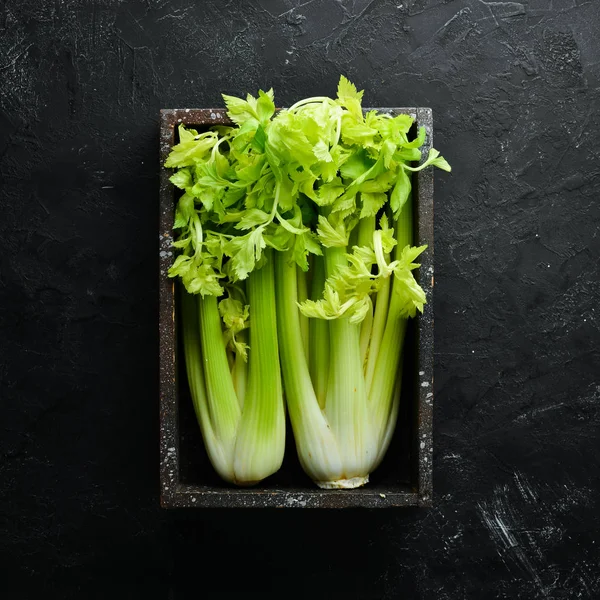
[165,77,450,488]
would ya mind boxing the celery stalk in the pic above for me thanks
[369,195,413,445]
[233,252,285,484]
[231,333,248,410]
[187,292,241,483]
[183,260,285,486]
[318,246,377,487]
[359,296,374,367]
[357,215,375,248]
[308,256,329,410]
[275,251,342,484]
[180,288,233,482]
[365,276,390,389]
[296,266,310,364]
[198,294,241,454]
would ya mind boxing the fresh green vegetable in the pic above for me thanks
[165,93,286,486]
[165,77,449,489]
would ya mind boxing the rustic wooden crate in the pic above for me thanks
[159,107,434,508]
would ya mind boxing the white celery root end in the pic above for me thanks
[315,475,369,490]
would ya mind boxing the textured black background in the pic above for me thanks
[1,0,599,598]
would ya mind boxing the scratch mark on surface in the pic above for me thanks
[439,8,471,33]
[478,0,525,19]
[0,43,33,73]
[278,0,317,18]
[514,471,537,504]
[156,7,191,22]
[478,484,549,596]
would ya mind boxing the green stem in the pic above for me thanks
[296,266,310,364]
[232,329,248,410]
[233,251,285,483]
[395,192,413,253]
[373,361,403,470]
[309,255,329,409]
[348,220,359,249]
[288,96,335,112]
[323,245,344,281]
[182,289,235,482]
[274,250,342,484]
[323,246,376,478]
[370,315,407,445]
[198,294,241,443]
[180,289,211,443]
[369,193,413,446]
[359,296,374,367]
[195,292,241,482]
[357,215,375,248]
[356,216,380,377]
[226,346,234,373]
[365,276,390,390]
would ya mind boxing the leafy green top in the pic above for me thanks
[165,76,450,324]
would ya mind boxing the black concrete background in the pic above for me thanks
[1,1,599,598]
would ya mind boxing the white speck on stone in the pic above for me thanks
[426,392,433,398]
[420,442,425,449]
[177,118,182,122]
[191,497,196,503]
[210,112,216,119]
[419,371,425,376]
[285,496,308,507]
[421,381,429,387]
[216,113,221,118]
[424,457,428,462]
[380,493,386,498]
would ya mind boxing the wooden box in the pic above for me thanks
[159,107,435,508]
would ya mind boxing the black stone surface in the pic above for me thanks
[1,1,599,598]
